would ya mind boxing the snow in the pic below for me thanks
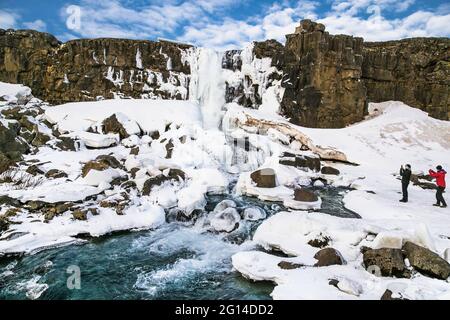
[45,99,202,134]
[0,82,32,103]
[0,200,166,256]
[71,131,119,148]
[81,168,122,187]
[232,101,450,300]
[136,48,143,69]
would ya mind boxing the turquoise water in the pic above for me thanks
[0,187,357,300]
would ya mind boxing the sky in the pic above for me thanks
[0,0,449,50]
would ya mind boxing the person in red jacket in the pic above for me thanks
[429,165,447,208]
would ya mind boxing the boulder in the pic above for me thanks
[0,122,29,161]
[81,160,110,177]
[314,248,345,267]
[363,248,410,278]
[81,154,121,178]
[102,114,129,139]
[45,169,68,179]
[308,234,330,248]
[294,189,319,202]
[72,210,87,221]
[279,152,321,172]
[26,165,44,176]
[130,147,139,155]
[321,166,340,175]
[278,261,303,270]
[31,129,51,147]
[0,152,13,174]
[402,241,450,280]
[380,289,407,300]
[142,175,172,195]
[95,154,122,169]
[250,168,276,188]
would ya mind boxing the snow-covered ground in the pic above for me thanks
[231,101,450,300]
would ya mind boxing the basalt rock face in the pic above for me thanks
[280,20,449,128]
[362,38,450,121]
[281,20,367,128]
[0,29,192,104]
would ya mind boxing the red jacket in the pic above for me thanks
[429,169,446,188]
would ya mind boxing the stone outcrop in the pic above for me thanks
[281,20,367,128]
[403,241,450,280]
[363,39,449,121]
[0,29,192,104]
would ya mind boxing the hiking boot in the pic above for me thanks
[441,205,447,208]
[433,204,441,207]
[399,199,407,203]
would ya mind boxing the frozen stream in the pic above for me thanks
[0,188,357,300]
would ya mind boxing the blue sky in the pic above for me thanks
[1,0,449,50]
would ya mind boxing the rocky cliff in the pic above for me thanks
[280,20,449,127]
[0,21,448,128]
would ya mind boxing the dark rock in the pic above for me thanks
[308,235,330,248]
[402,241,450,280]
[142,175,172,195]
[363,248,410,278]
[121,180,137,190]
[279,153,321,172]
[0,152,13,174]
[167,168,186,180]
[26,165,44,176]
[0,122,29,161]
[321,166,340,175]
[250,168,276,188]
[0,195,21,207]
[294,189,319,202]
[0,216,8,233]
[314,248,345,267]
[130,147,139,155]
[380,289,407,300]
[129,167,140,179]
[45,169,68,179]
[95,154,122,169]
[31,129,50,147]
[111,175,128,186]
[72,210,87,221]
[278,261,303,270]
[165,139,174,159]
[82,160,109,177]
[55,203,72,214]
[55,136,77,151]
[102,114,129,140]
[27,200,46,211]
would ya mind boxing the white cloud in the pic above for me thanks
[23,19,47,31]
[0,10,18,29]
[53,0,449,49]
[59,0,241,40]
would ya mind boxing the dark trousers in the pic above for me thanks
[436,186,447,206]
[401,182,409,201]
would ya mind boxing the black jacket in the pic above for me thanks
[400,167,411,184]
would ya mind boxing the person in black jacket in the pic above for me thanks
[399,164,412,202]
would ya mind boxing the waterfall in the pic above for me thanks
[186,48,226,130]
